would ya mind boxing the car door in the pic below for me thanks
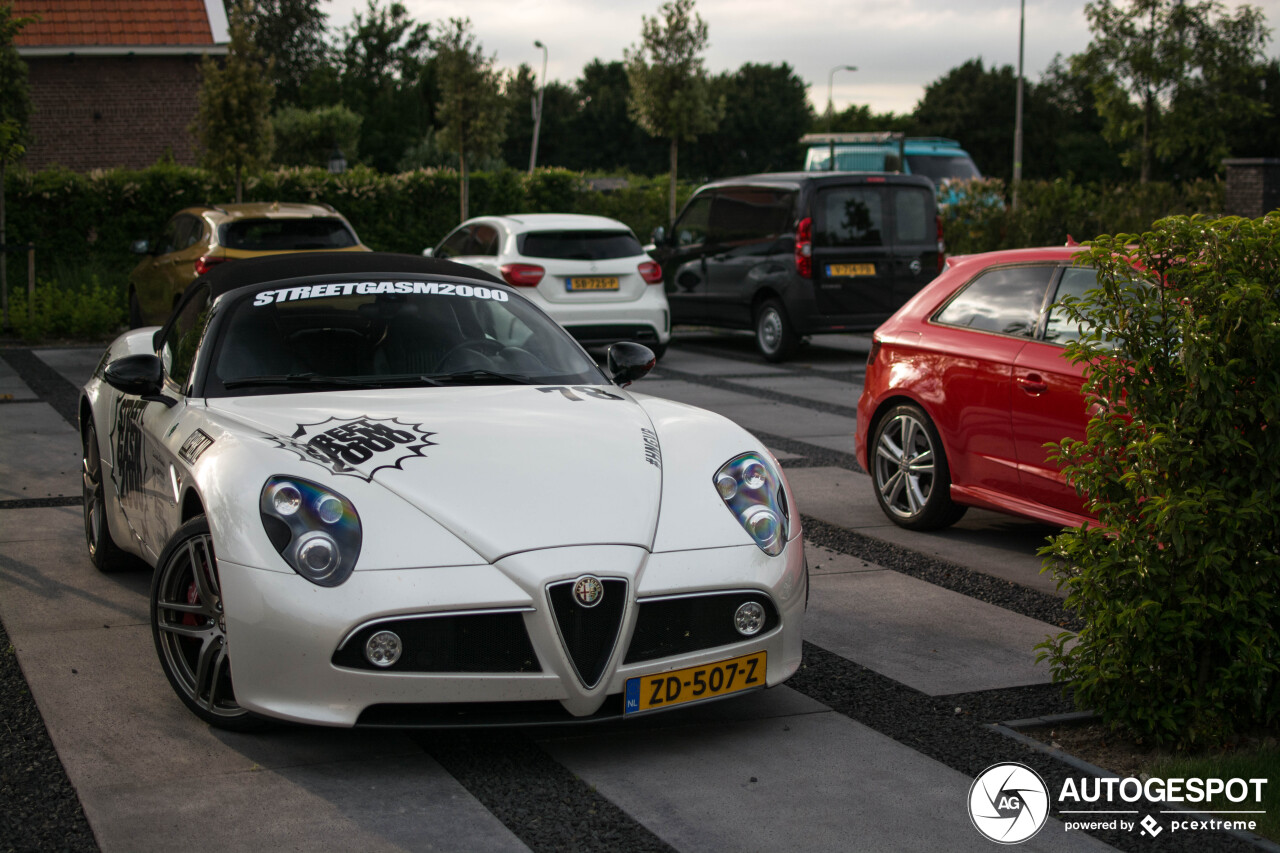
[657,193,714,323]
[927,264,1056,495]
[1010,266,1095,516]
[112,285,212,558]
[810,181,894,322]
[704,186,795,327]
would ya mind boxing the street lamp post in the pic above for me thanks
[827,64,857,171]
[1012,0,1025,210]
[529,40,548,174]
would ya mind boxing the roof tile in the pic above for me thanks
[14,0,219,48]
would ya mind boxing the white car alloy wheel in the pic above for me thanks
[151,516,262,730]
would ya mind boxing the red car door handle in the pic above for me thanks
[1017,374,1049,394]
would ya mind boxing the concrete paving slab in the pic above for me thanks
[633,378,763,408]
[0,509,150,634]
[711,401,854,447]
[542,708,1110,853]
[85,752,529,853]
[730,373,862,409]
[35,346,103,389]
[0,355,37,400]
[805,569,1056,696]
[784,466,1062,596]
[0,402,82,500]
[788,432,857,456]
[659,345,790,376]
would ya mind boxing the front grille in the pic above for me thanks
[624,591,780,664]
[547,579,627,688]
[332,611,541,673]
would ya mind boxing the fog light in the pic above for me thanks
[734,601,766,636]
[365,630,402,667]
[271,482,302,515]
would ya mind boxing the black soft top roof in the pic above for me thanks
[198,251,502,299]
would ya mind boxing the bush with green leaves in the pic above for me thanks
[8,275,125,342]
[1038,212,1280,748]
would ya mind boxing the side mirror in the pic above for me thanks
[130,239,151,255]
[650,226,666,246]
[104,354,176,406]
[421,247,435,258]
[607,342,656,387]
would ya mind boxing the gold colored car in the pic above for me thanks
[128,202,370,326]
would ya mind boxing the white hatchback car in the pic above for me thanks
[427,214,672,357]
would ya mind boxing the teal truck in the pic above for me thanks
[801,132,982,183]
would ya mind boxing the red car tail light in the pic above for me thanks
[795,217,813,279]
[936,215,946,272]
[638,261,663,284]
[194,255,229,276]
[867,338,881,366]
[500,263,545,286]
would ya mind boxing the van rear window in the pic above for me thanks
[814,187,884,247]
[905,155,980,182]
[894,188,931,244]
[517,230,643,260]
[221,218,358,251]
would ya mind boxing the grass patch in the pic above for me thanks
[1147,748,1280,842]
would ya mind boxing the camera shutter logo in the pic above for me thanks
[968,762,1050,844]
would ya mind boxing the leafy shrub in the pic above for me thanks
[271,105,362,168]
[8,275,125,342]
[1038,213,1280,748]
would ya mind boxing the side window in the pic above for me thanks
[709,187,793,244]
[814,186,884,247]
[893,188,931,244]
[159,286,212,390]
[1043,267,1099,345]
[179,215,205,249]
[156,218,184,255]
[436,227,471,259]
[934,265,1055,338]
[470,225,500,256]
[674,195,713,247]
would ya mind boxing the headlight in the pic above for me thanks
[714,452,789,556]
[259,476,362,586]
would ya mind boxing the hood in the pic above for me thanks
[207,385,662,562]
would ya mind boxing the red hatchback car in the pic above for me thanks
[855,246,1100,530]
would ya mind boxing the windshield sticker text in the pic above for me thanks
[252,281,508,306]
[268,416,436,481]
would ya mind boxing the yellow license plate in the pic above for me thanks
[624,650,766,715]
[827,263,876,277]
[566,276,619,291]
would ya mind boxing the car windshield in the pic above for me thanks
[905,155,981,182]
[208,279,605,396]
[517,230,643,260]
[219,218,359,251]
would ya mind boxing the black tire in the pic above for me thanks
[754,298,799,362]
[869,404,967,531]
[82,419,133,573]
[151,516,266,731]
[128,289,143,329]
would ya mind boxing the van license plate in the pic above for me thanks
[827,264,876,277]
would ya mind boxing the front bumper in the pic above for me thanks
[220,540,806,726]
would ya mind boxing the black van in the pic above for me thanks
[648,172,943,361]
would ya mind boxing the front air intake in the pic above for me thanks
[547,578,627,688]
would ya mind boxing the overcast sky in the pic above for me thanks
[322,0,1280,114]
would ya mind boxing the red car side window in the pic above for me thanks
[934,265,1055,338]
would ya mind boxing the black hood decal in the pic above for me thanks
[268,415,436,481]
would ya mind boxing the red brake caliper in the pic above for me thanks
[183,580,200,627]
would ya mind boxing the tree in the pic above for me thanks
[625,0,722,223]
[335,1,435,172]
[1079,0,1271,182]
[500,64,578,172]
[569,60,665,174]
[0,2,34,330]
[433,18,506,221]
[271,104,361,167]
[913,59,1022,181]
[688,63,812,178]
[193,8,275,202]
[1034,54,1126,182]
[227,0,328,108]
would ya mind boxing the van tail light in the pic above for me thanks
[194,255,229,276]
[935,215,946,272]
[795,217,813,279]
[500,263,545,286]
[638,261,663,284]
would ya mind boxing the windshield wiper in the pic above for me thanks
[223,372,440,390]
[425,369,535,386]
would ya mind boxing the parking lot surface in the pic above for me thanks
[0,331,1234,852]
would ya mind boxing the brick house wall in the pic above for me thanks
[23,55,204,171]
[1222,158,1280,218]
